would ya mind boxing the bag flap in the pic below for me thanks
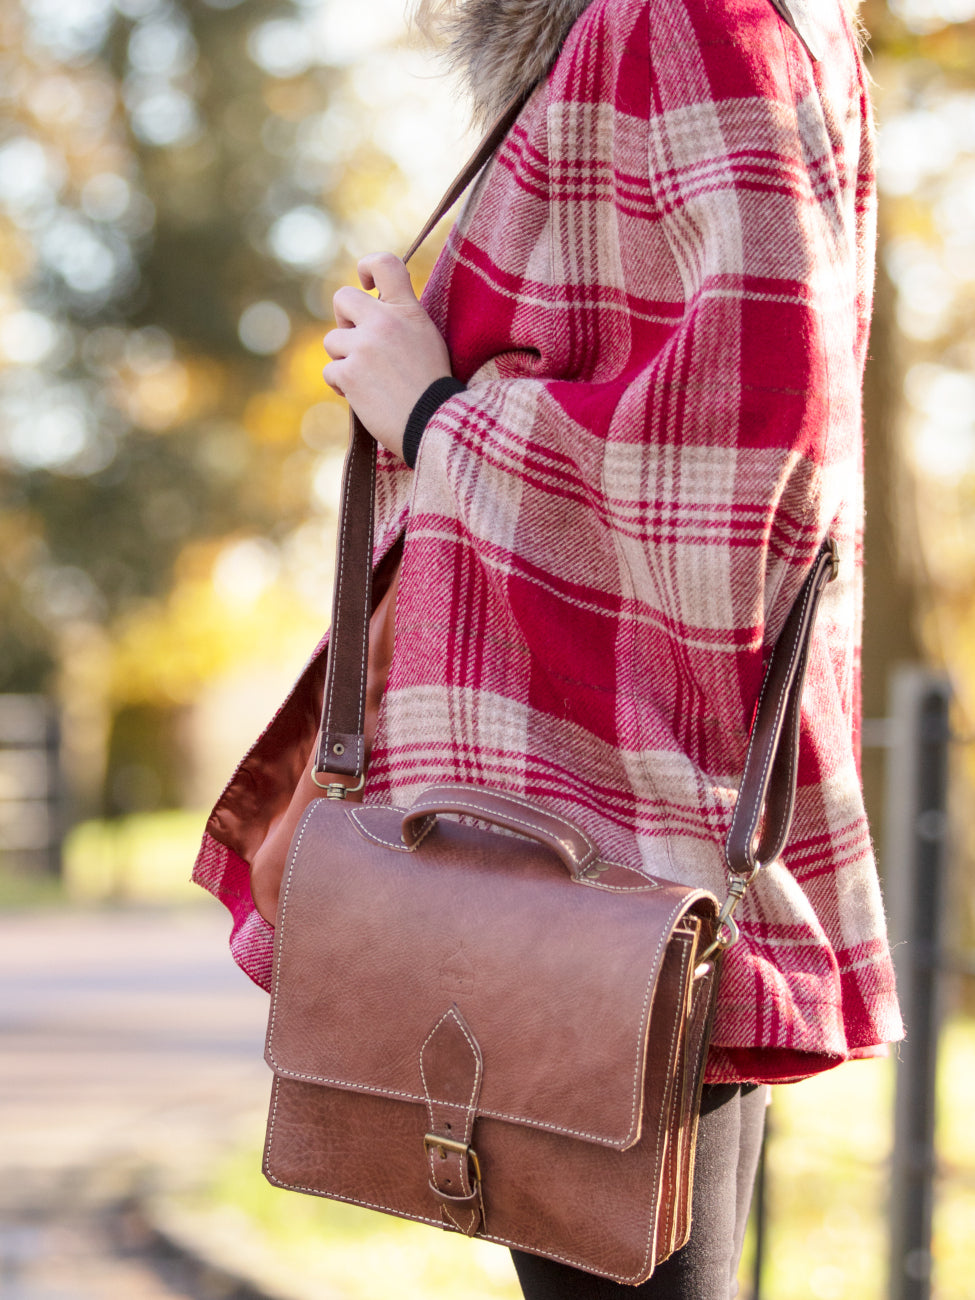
[266,799,717,1152]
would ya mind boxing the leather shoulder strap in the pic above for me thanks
[724,539,838,876]
[403,91,534,264]
[314,89,532,780]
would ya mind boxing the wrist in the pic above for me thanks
[402,376,467,469]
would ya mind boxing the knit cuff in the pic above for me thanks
[402,376,467,469]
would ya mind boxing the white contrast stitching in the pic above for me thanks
[419,1007,483,1121]
[579,882,662,893]
[406,813,437,851]
[442,1204,464,1232]
[320,426,373,773]
[576,860,663,893]
[346,807,412,853]
[769,642,806,852]
[320,443,354,760]
[346,807,437,853]
[356,441,375,738]
[348,802,651,884]
[638,931,692,1279]
[266,801,320,1066]
[419,1008,482,1205]
[267,803,698,1153]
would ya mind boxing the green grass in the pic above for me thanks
[0,863,68,908]
[179,1144,523,1300]
[1,808,210,907]
[178,1020,975,1300]
[66,808,207,902]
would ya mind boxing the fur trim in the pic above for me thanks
[416,0,596,124]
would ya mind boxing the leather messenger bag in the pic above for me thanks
[260,101,840,1287]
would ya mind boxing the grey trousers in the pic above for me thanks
[511,1082,768,1300]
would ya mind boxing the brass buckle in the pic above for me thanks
[423,1133,482,1183]
[696,866,760,970]
[827,537,840,582]
[311,770,366,800]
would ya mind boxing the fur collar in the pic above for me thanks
[417,0,596,125]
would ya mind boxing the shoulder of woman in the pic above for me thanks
[553,0,856,117]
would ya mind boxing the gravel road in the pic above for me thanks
[0,904,271,1299]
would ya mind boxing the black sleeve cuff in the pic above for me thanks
[402,376,467,469]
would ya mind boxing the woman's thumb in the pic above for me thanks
[357,252,416,304]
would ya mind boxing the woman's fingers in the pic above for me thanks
[321,359,345,397]
[332,283,379,329]
[321,251,451,455]
[357,252,417,304]
[331,254,417,331]
[323,326,351,360]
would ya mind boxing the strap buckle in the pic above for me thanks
[311,770,366,800]
[696,865,761,967]
[827,537,840,582]
[423,1133,482,1184]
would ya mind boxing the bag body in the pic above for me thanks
[263,789,720,1284]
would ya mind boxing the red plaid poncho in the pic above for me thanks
[195,0,903,1082]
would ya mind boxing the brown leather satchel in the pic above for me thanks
[260,100,840,1287]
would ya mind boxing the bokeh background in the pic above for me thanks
[1,0,974,1297]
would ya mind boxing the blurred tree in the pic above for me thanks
[859,0,975,988]
[14,0,971,852]
[0,0,447,818]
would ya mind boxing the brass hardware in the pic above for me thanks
[333,742,345,755]
[311,770,366,799]
[580,862,608,880]
[696,865,760,965]
[827,537,840,582]
[423,1134,482,1182]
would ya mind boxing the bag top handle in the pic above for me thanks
[311,86,839,890]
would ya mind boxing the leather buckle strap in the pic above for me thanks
[424,1134,484,1236]
[420,1006,485,1235]
[423,1134,483,1183]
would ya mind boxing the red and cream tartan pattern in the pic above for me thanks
[194,0,902,1082]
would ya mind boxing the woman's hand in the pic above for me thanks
[323,253,452,460]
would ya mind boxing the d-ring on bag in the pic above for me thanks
[260,96,840,1287]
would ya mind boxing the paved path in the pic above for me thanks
[0,904,272,1298]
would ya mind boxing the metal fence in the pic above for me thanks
[0,694,64,877]
[750,667,963,1300]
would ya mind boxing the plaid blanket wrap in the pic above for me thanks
[194,0,903,1082]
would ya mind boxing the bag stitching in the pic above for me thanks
[419,1006,483,1117]
[320,426,372,772]
[650,933,693,1263]
[419,1007,483,1202]
[346,806,437,853]
[348,804,654,887]
[348,800,670,894]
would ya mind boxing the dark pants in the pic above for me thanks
[511,1083,767,1300]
